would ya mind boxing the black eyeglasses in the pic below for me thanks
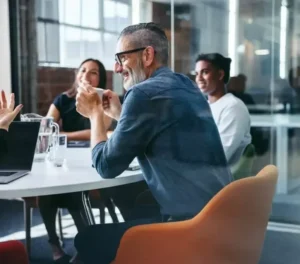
[115,47,146,66]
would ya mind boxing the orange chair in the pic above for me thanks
[112,165,278,264]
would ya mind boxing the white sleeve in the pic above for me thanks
[218,105,250,162]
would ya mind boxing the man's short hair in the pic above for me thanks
[119,22,169,65]
[195,53,232,84]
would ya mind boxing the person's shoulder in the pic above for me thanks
[123,86,150,105]
[132,69,197,97]
[54,93,74,103]
[222,94,250,119]
[53,93,74,110]
[53,93,65,101]
[224,93,247,109]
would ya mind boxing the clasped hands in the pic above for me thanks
[75,81,121,122]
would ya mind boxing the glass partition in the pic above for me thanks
[15,0,300,224]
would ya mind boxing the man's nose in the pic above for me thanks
[114,62,123,73]
[198,74,204,81]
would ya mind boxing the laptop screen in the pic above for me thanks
[0,122,40,171]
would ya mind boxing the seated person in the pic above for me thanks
[37,58,111,264]
[0,91,23,159]
[48,58,109,141]
[74,22,232,264]
[195,53,252,166]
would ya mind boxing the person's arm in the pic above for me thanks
[91,88,156,179]
[46,104,60,123]
[218,105,250,162]
[47,99,94,141]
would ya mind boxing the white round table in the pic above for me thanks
[0,148,144,224]
[0,148,143,198]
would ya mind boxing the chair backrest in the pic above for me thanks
[114,165,277,264]
[189,165,278,264]
[231,143,256,180]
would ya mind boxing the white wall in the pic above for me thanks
[0,0,12,94]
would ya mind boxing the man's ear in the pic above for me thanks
[218,69,225,82]
[143,46,155,67]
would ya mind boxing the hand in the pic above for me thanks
[102,90,122,121]
[0,91,23,131]
[76,84,102,119]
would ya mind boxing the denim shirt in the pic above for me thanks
[92,67,232,217]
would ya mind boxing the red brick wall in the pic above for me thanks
[37,66,113,116]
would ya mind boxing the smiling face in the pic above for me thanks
[114,37,147,90]
[195,60,224,95]
[76,60,100,87]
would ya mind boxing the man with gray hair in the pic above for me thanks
[75,22,231,264]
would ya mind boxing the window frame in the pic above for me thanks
[37,0,132,69]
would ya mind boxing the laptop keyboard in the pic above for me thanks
[0,172,16,176]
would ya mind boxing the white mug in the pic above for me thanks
[95,88,104,99]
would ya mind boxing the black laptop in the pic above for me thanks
[0,121,40,183]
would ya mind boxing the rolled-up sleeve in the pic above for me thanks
[92,88,156,179]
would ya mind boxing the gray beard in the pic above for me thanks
[123,59,147,90]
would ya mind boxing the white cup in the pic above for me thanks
[95,88,104,99]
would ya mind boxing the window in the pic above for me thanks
[36,0,131,69]
[104,0,116,32]
[63,0,81,25]
[36,0,59,20]
[37,22,60,63]
[116,2,130,32]
[82,0,100,28]
[104,0,131,32]
[59,26,82,67]
[82,30,103,60]
[103,33,118,69]
[46,23,60,63]
[37,22,46,62]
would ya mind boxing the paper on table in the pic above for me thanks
[127,158,140,170]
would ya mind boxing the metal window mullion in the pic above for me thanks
[80,0,84,60]
[44,21,49,64]
[37,17,119,34]
[170,0,175,71]
[100,0,105,57]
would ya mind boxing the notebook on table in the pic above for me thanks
[67,141,90,148]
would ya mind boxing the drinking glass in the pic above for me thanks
[52,134,67,167]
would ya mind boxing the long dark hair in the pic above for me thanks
[65,58,107,98]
